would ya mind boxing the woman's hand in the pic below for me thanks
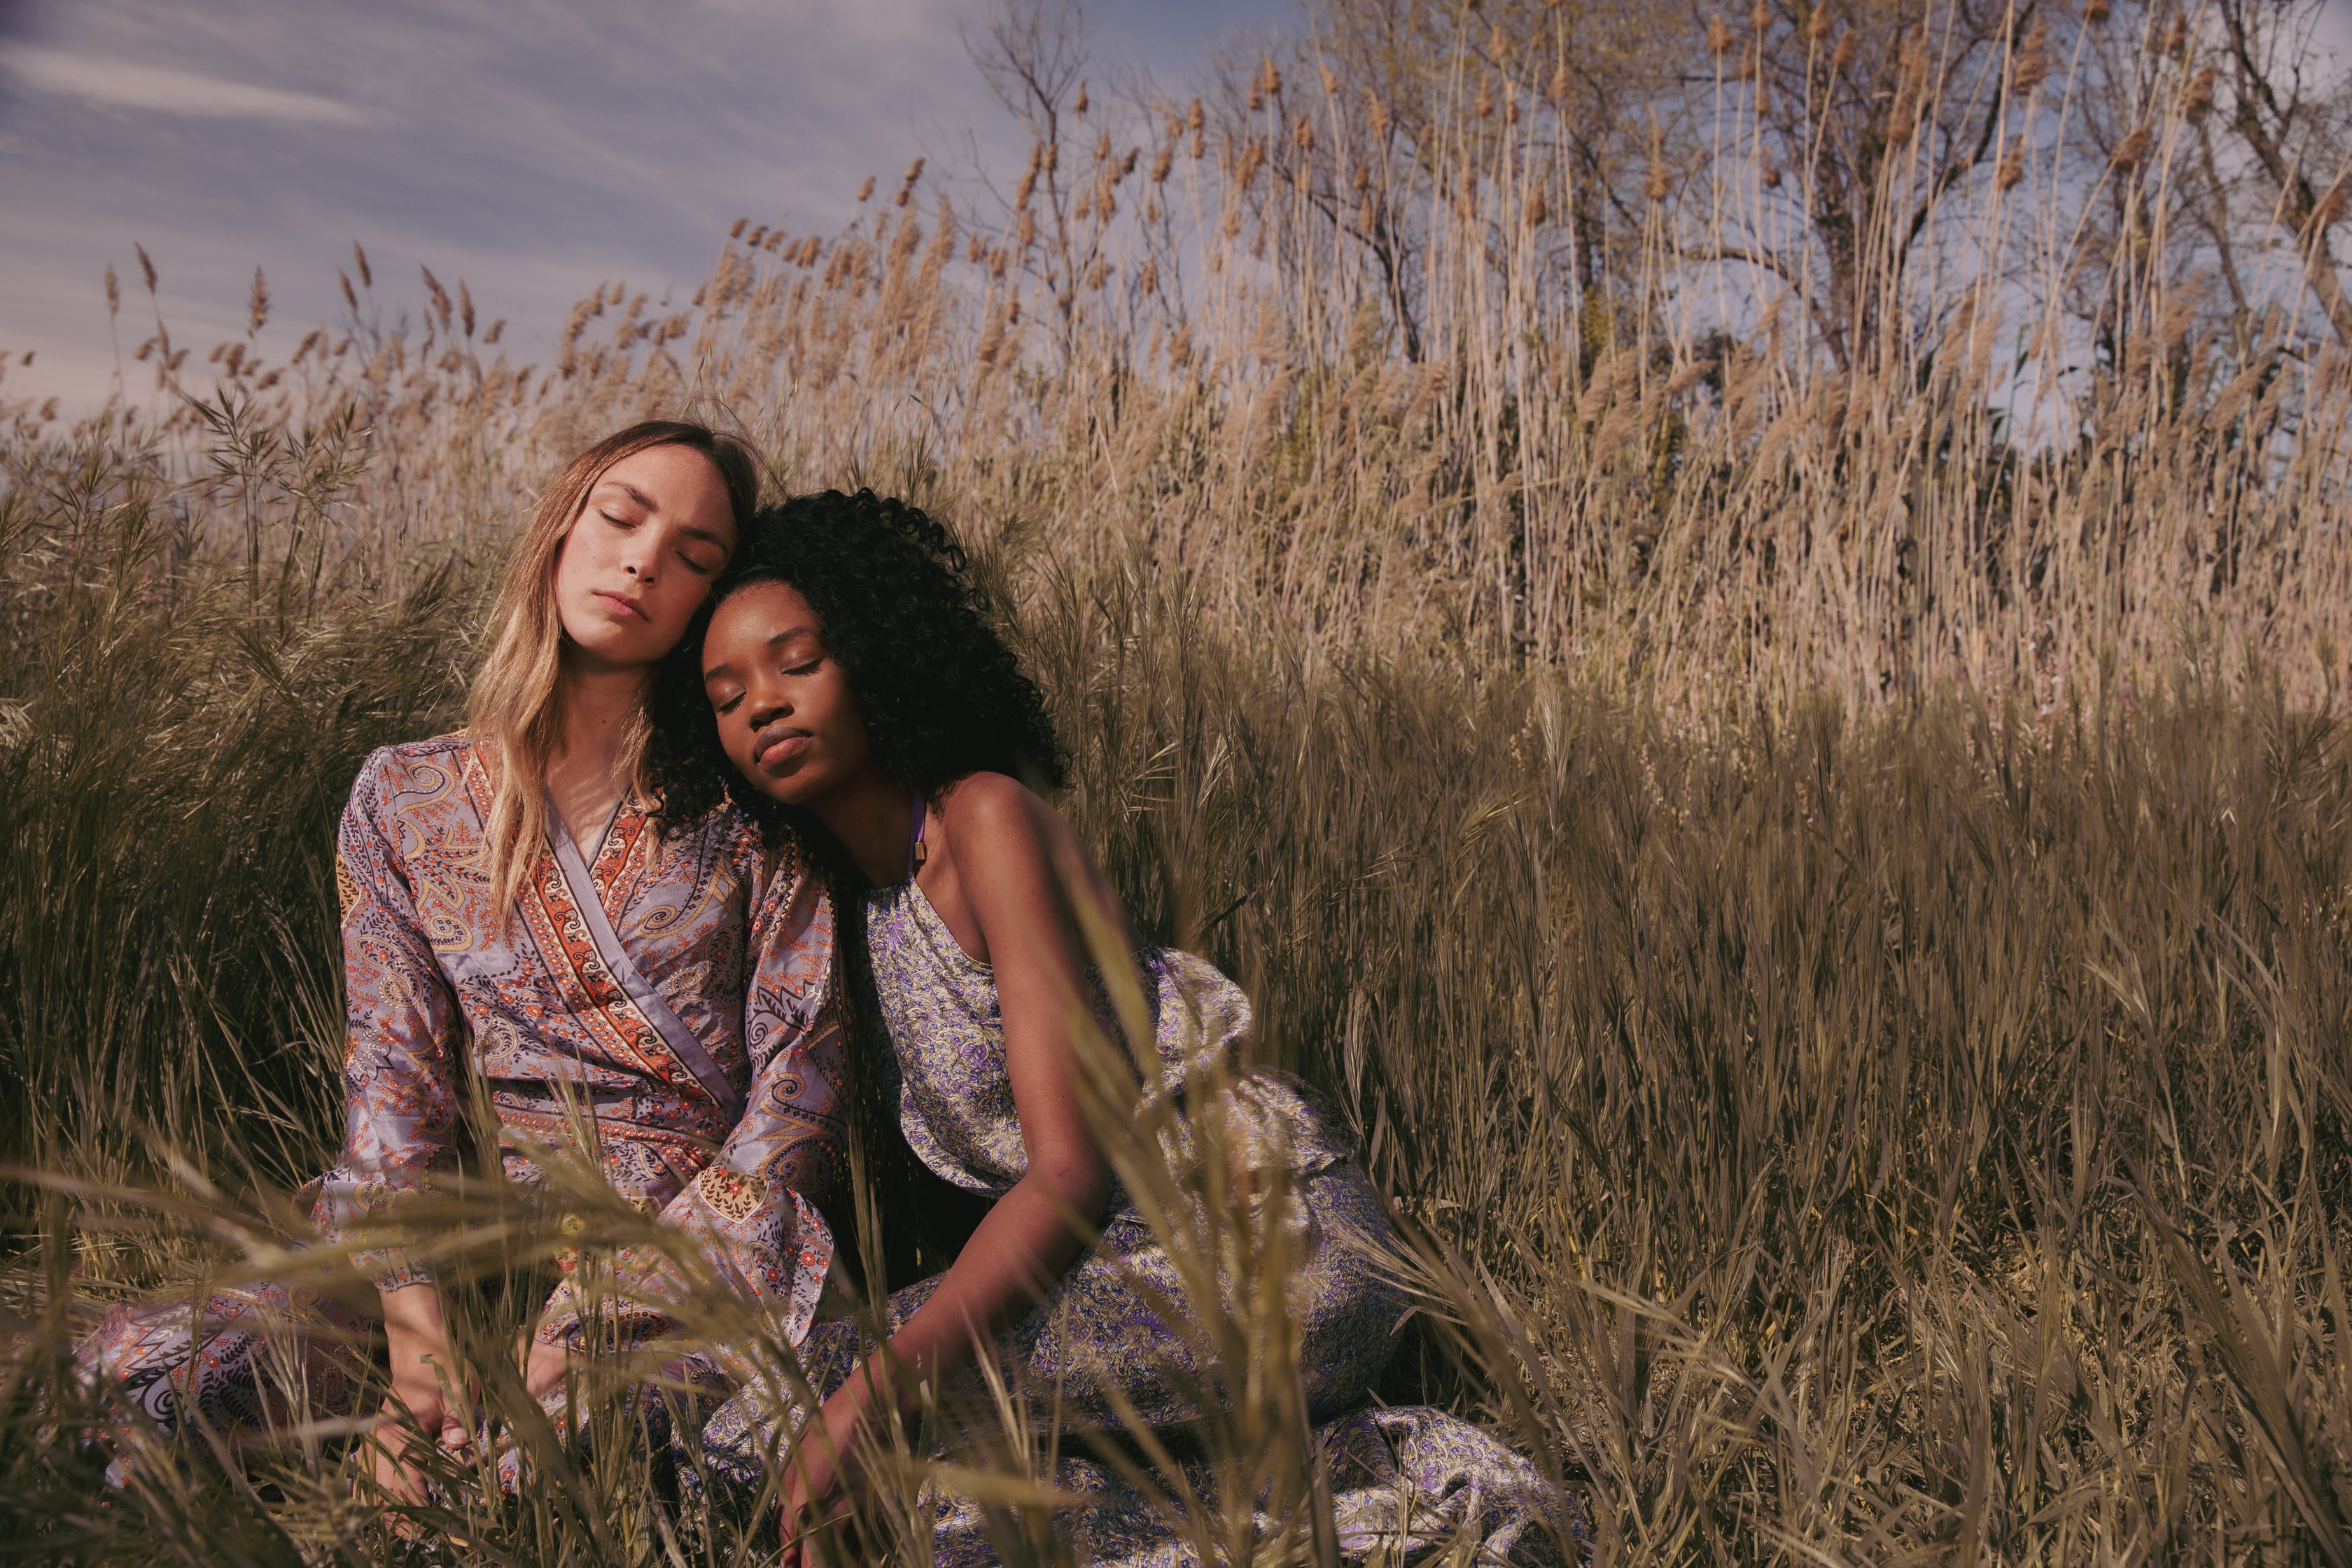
[372,1282,470,1507]
[778,1376,877,1568]
[519,1332,575,1402]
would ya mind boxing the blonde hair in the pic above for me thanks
[469,421,759,913]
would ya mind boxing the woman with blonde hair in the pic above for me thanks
[77,420,848,1504]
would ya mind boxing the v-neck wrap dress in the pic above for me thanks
[77,734,847,1447]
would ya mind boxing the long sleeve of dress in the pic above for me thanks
[309,750,463,1292]
[538,854,848,1352]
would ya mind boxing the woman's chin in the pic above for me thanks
[561,624,671,670]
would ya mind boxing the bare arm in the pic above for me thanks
[868,774,1115,1389]
[780,775,1120,1550]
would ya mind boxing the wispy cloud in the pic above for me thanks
[0,43,372,124]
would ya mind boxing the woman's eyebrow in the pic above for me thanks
[594,479,656,508]
[701,627,816,684]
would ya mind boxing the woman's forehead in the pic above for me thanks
[706,580,819,663]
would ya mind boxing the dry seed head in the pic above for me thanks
[1238,138,1266,187]
[1487,24,1508,62]
[1830,31,1855,72]
[248,267,270,333]
[1138,258,1158,294]
[729,217,748,239]
[1707,14,1732,55]
[484,318,504,344]
[1476,80,1494,118]
[1525,189,1548,225]
[967,234,985,262]
[1249,81,1263,112]
[1264,57,1281,96]
[1751,4,1769,33]
[353,241,372,288]
[1548,62,1570,104]
[1320,64,1336,96]
[340,270,358,312]
[2161,14,2186,57]
[423,266,452,333]
[1505,95,1520,123]
[1044,141,1058,172]
[1646,160,1670,202]
[459,280,475,337]
[1807,4,1830,42]
[1295,114,1317,148]
[1998,139,2026,189]
[1152,146,1173,183]
[136,242,157,293]
[104,263,120,316]
[2085,0,2108,20]
[746,224,767,247]
[2185,63,2216,121]
[1074,80,1088,113]
[1094,128,1112,162]
[2012,16,2049,93]
[857,176,876,202]
[2319,176,2351,228]
[1120,146,1138,178]
[2110,124,2152,167]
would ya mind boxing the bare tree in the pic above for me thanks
[2210,0,2352,346]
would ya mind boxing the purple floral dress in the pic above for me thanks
[687,878,1583,1566]
[76,734,846,1452]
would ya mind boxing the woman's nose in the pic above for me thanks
[746,683,791,728]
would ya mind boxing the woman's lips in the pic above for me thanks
[593,589,648,621]
[755,731,812,769]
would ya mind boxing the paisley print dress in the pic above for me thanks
[76,735,846,1457]
[690,878,1583,1566]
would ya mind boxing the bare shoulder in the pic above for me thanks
[934,771,1068,848]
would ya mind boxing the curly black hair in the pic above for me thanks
[644,490,1043,1285]
[645,487,1065,849]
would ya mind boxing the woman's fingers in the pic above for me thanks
[519,1334,574,1400]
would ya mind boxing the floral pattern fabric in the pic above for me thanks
[77,734,846,1452]
[701,877,1583,1564]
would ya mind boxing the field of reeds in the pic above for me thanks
[8,0,2352,1560]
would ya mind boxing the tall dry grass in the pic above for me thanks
[6,0,2352,1559]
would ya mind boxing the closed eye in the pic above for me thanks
[783,658,823,677]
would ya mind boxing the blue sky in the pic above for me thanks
[0,0,1279,410]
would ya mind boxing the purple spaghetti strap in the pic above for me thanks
[906,788,928,879]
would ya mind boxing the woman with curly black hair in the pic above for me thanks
[648,489,1576,1567]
